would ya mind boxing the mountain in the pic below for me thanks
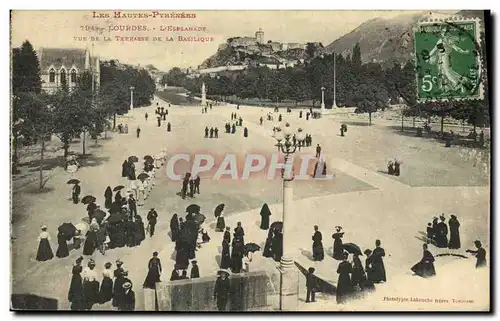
[324,12,425,67]
[324,10,484,68]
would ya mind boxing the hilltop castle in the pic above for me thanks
[222,28,307,52]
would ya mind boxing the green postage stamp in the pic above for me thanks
[413,18,483,101]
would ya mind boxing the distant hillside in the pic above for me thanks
[199,38,324,69]
[324,10,485,68]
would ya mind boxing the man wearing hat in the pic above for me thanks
[112,260,125,307]
[128,194,137,217]
[214,270,231,311]
[435,215,449,248]
[190,260,200,279]
[306,267,317,303]
[467,240,487,268]
[117,281,135,311]
[147,208,158,237]
[170,265,180,281]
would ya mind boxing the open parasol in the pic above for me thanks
[58,223,77,239]
[67,179,80,185]
[137,173,149,181]
[245,243,261,253]
[192,213,206,225]
[270,221,283,230]
[74,222,89,236]
[214,203,225,217]
[128,156,139,163]
[186,204,201,214]
[343,243,362,256]
[81,195,96,205]
[113,185,125,192]
[92,209,107,224]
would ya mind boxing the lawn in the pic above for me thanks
[155,88,194,105]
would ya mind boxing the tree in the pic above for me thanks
[162,67,186,87]
[16,92,54,189]
[353,83,388,125]
[352,42,362,69]
[12,40,42,95]
[287,67,311,105]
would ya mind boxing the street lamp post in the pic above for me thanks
[320,86,326,115]
[129,86,135,113]
[274,122,306,311]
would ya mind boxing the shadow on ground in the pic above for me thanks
[11,294,58,310]
[386,125,485,149]
[341,121,371,127]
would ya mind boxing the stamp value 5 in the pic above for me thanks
[413,18,483,101]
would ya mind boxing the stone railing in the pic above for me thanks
[153,270,269,311]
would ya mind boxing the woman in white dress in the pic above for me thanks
[82,259,99,310]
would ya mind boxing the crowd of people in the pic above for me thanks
[67,257,135,311]
[410,213,487,278]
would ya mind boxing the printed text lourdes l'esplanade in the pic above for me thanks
[93,11,197,19]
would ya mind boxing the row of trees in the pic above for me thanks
[12,40,155,188]
[163,41,489,129]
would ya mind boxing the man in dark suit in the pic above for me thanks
[147,208,158,237]
[306,267,317,303]
[128,194,137,217]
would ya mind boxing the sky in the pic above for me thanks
[10,10,429,71]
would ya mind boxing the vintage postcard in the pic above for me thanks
[10,10,490,312]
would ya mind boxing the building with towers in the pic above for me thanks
[255,28,264,44]
[37,48,100,94]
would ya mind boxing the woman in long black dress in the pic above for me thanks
[448,215,461,249]
[435,215,448,248]
[364,249,375,284]
[104,186,113,209]
[263,229,273,258]
[223,226,231,244]
[411,243,436,278]
[351,253,366,288]
[371,239,387,283]
[175,247,190,270]
[112,262,125,307]
[99,262,114,304]
[143,252,162,289]
[231,239,244,273]
[170,214,180,242]
[312,225,324,261]
[36,226,54,262]
[220,239,231,269]
[216,213,226,232]
[259,203,271,230]
[336,253,353,304]
[134,215,145,245]
[332,226,345,260]
[68,257,84,310]
[83,228,99,256]
[56,232,69,258]
[122,160,129,178]
[272,229,283,262]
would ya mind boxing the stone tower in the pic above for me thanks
[255,28,264,44]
